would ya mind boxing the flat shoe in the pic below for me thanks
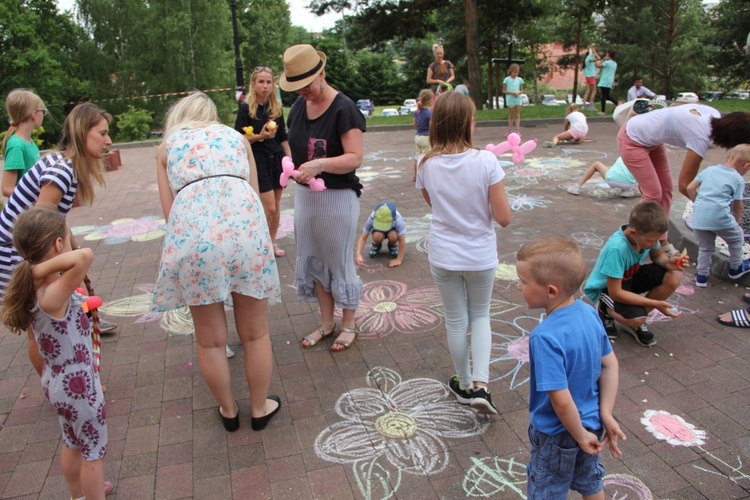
[251,395,281,431]
[273,244,286,257]
[331,327,359,352]
[218,401,240,432]
[98,318,118,334]
[302,324,338,348]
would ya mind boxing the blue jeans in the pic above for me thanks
[430,265,495,388]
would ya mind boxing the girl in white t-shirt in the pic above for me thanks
[544,104,589,147]
[415,91,511,415]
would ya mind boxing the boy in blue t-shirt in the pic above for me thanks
[355,201,407,268]
[584,201,683,347]
[516,236,625,499]
[686,144,750,287]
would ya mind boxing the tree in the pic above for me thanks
[707,0,750,90]
[238,0,294,77]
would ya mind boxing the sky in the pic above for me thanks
[55,0,339,32]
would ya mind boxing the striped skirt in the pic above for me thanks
[294,185,362,310]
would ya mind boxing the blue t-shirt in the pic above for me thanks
[529,300,612,435]
[584,225,658,302]
[583,52,596,78]
[415,108,432,136]
[598,60,617,88]
[692,164,745,231]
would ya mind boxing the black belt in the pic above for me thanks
[177,174,247,194]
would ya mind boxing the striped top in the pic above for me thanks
[0,153,77,246]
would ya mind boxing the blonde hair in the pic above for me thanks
[432,44,444,55]
[163,92,219,140]
[244,67,282,121]
[728,144,750,165]
[516,236,587,296]
[418,91,475,169]
[567,103,579,114]
[3,89,43,156]
[2,208,68,334]
[57,103,111,206]
[417,89,434,109]
[508,63,520,75]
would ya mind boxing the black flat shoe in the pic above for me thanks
[251,395,281,431]
[219,402,240,432]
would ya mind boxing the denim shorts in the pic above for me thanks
[526,424,605,498]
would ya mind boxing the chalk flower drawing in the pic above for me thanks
[356,281,443,339]
[489,313,541,388]
[525,156,584,171]
[74,216,166,244]
[507,193,550,212]
[99,284,199,335]
[463,456,527,498]
[315,367,488,500]
[641,410,706,447]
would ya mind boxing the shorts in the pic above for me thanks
[600,263,668,319]
[526,424,605,498]
[585,76,597,86]
[415,135,430,156]
[254,151,283,193]
[568,129,587,140]
[605,180,637,191]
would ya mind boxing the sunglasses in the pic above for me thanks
[36,109,48,116]
[254,66,273,72]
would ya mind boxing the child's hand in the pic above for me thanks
[356,255,365,266]
[388,258,402,268]
[656,301,681,317]
[576,430,605,456]
[601,416,626,458]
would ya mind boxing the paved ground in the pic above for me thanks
[2,119,750,499]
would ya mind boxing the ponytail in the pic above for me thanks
[1,261,37,334]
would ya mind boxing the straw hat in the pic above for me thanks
[279,45,327,92]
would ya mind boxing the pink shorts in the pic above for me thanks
[569,129,587,140]
[585,76,596,86]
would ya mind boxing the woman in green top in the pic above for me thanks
[596,50,618,113]
[2,89,46,197]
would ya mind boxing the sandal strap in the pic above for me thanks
[732,309,750,327]
[303,325,336,347]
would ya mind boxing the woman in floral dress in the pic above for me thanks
[151,92,282,432]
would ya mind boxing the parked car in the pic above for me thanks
[567,94,583,105]
[485,96,505,110]
[701,91,724,101]
[381,108,399,117]
[541,94,567,106]
[726,91,750,100]
[399,99,418,115]
[356,99,375,118]
[675,92,699,103]
[654,94,667,102]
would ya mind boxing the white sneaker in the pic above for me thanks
[567,184,581,195]
[620,189,638,198]
[226,345,235,358]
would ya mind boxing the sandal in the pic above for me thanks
[273,244,286,257]
[717,308,750,328]
[331,327,359,352]
[301,324,337,348]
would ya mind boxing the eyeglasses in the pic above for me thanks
[36,109,48,116]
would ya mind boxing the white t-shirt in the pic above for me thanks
[626,85,655,101]
[625,104,721,158]
[415,149,504,271]
[566,111,589,134]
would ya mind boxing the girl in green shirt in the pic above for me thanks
[2,89,46,197]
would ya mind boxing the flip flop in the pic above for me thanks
[273,244,286,257]
[331,327,359,352]
[717,308,750,328]
[301,325,337,348]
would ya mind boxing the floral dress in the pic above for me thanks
[151,124,280,310]
[32,292,107,461]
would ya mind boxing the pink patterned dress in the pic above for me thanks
[31,292,107,461]
[151,124,280,310]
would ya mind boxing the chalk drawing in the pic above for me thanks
[558,181,627,199]
[572,232,605,248]
[415,237,429,254]
[364,150,415,163]
[275,212,295,240]
[507,193,551,211]
[356,261,389,274]
[558,148,610,160]
[463,456,527,498]
[403,215,432,244]
[510,167,548,186]
[314,366,489,500]
[525,156,585,171]
[354,281,444,339]
[488,312,542,388]
[357,165,403,182]
[495,262,518,281]
[645,275,699,323]
[603,474,653,499]
[642,410,750,486]
[73,216,166,244]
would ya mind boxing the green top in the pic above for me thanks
[3,134,40,183]
[598,60,617,89]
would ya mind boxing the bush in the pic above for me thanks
[115,106,153,142]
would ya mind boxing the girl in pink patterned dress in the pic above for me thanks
[2,208,111,499]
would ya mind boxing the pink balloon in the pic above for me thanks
[307,178,327,191]
[487,141,512,156]
[507,133,521,147]
[511,151,524,164]
[279,156,296,188]
[519,139,538,155]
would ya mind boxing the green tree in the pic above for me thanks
[707,0,750,90]
[238,0,293,77]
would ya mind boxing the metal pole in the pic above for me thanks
[230,0,244,100]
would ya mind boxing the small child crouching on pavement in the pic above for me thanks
[686,144,750,287]
[584,201,683,347]
[355,201,407,268]
[516,236,625,500]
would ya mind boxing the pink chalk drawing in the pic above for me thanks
[642,410,750,486]
[275,213,295,240]
[354,281,443,340]
[356,261,388,274]
[74,216,166,244]
[315,366,488,500]
[646,275,698,323]
[603,474,653,500]
[488,313,542,389]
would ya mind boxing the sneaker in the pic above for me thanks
[567,184,581,195]
[369,242,381,258]
[598,301,618,339]
[695,274,709,287]
[448,375,473,405]
[388,243,399,258]
[98,318,118,334]
[470,387,498,415]
[627,324,656,347]
[728,259,750,279]
[226,345,235,358]
[619,189,638,198]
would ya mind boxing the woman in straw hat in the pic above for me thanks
[279,44,366,352]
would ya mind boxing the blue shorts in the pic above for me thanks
[526,424,605,498]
